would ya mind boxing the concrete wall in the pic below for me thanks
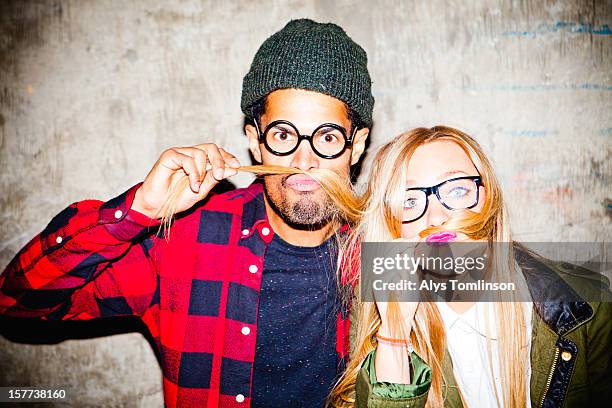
[0,0,610,406]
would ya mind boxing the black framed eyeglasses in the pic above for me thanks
[254,119,356,159]
[402,176,483,223]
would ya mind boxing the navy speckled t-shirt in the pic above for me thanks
[251,234,340,407]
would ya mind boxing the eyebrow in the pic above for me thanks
[268,121,347,133]
[405,170,471,187]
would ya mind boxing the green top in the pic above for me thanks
[365,349,432,398]
[355,349,434,408]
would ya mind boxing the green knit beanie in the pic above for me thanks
[241,19,374,128]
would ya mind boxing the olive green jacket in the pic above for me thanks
[352,246,612,408]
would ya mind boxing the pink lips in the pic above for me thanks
[425,231,457,243]
[286,174,320,192]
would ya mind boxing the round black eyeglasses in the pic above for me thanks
[402,176,483,223]
[255,119,356,159]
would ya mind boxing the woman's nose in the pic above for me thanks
[424,194,450,227]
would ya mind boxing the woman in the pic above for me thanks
[329,126,611,407]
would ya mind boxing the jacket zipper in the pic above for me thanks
[540,347,559,407]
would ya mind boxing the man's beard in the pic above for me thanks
[263,175,338,230]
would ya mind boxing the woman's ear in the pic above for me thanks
[350,128,369,166]
[245,124,262,163]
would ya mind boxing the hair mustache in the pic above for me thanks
[157,164,360,239]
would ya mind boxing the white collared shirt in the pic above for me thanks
[437,301,533,408]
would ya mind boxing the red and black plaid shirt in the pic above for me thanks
[0,181,351,407]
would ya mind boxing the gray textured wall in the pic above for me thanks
[1,0,610,406]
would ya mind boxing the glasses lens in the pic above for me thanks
[312,126,347,157]
[438,178,479,209]
[403,190,427,222]
[265,123,299,154]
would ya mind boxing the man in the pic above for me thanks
[0,19,373,407]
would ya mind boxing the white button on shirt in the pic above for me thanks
[235,393,245,403]
[241,326,250,336]
[114,210,123,219]
[437,302,532,408]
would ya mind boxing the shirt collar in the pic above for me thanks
[438,302,499,339]
[235,180,275,243]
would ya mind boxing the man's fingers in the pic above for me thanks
[174,147,208,184]
[219,147,241,168]
[176,144,241,182]
[204,145,227,180]
[222,167,239,179]
[167,152,202,193]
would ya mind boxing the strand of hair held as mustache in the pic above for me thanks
[157,164,363,236]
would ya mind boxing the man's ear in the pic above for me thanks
[350,127,369,166]
[245,123,263,163]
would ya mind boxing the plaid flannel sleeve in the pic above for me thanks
[0,183,161,320]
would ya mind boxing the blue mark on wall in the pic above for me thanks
[506,129,612,137]
[504,21,612,37]
[506,130,550,137]
[500,83,611,91]
[462,83,612,92]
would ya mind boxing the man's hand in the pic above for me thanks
[132,144,241,219]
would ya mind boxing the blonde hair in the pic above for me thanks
[329,126,528,407]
